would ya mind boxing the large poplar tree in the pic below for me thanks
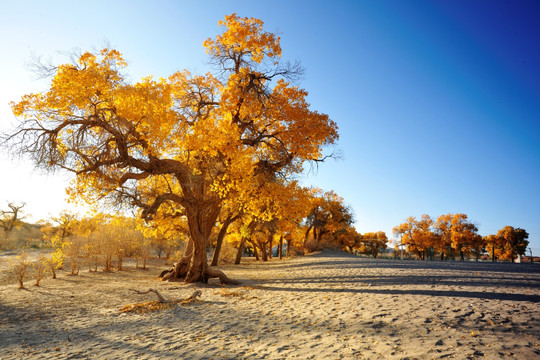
[4,14,338,283]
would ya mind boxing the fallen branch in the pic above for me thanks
[121,289,202,313]
[129,288,167,303]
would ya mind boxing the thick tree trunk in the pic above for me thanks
[159,204,238,285]
[278,235,283,260]
[260,240,268,261]
[185,235,208,283]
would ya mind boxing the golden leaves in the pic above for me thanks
[204,13,281,64]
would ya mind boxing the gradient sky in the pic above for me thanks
[1,1,539,254]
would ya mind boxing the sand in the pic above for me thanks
[0,250,539,359]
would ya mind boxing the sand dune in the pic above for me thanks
[1,251,539,359]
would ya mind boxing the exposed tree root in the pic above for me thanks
[120,289,202,313]
[159,262,240,285]
[206,268,240,285]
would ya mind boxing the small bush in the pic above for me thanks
[303,239,320,254]
[11,252,31,289]
[214,240,236,264]
[33,258,46,286]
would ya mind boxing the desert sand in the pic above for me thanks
[0,250,539,359]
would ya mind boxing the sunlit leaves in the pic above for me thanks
[204,13,282,66]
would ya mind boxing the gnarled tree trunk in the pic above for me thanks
[159,204,239,285]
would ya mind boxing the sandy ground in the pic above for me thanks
[0,250,539,359]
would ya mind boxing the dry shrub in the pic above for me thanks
[169,249,184,262]
[287,247,303,257]
[11,252,31,289]
[303,239,320,254]
[217,241,237,264]
[65,256,81,275]
[43,251,62,279]
[33,254,48,286]
[321,239,341,250]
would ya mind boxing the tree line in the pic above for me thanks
[2,185,391,287]
[393,214,529,262]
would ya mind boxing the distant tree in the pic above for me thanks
[0,202,25,249]
[434,214,455,260]
[484,234,501,262]
[303,190,354,252]
[467,234,485,261]
[359,231,388,258]
[393,215,434,260]
[496,226,529,262]
[450,214,480,261]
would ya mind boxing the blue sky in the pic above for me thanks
[1,0,539,254]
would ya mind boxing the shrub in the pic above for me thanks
[11,252,31,289]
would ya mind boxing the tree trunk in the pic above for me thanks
[303,224,313,248]
[268,233,273,259]
[260,239,268,261]
[211,215,235,266]
[316,229,325,248]
[185,234,208,283]
[235,237,246,265]
[278,235,283,260]
[159,204,238,285]
[287,239,291,257]
[252,242,260,261]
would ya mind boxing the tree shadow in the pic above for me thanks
[241,252,540,303]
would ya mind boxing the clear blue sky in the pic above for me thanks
[1,1,539,254]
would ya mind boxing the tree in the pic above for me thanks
[434,214,455,260]
[467,233,485,261]
[0,202,25,249]
[393,215,434,260]
[5,14,338,284]
[303,189,354,252]
[484,234,501,262]
[449,214,480,261]
[496,226,529,262]
[359,231,388,258]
